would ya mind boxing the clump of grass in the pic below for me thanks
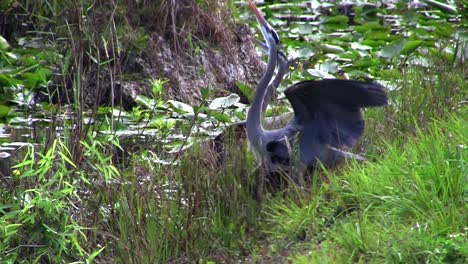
[0,138,105,263]
[265,113,466,263]
[92,129,263,262]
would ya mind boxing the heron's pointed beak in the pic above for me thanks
[247,0,268,29]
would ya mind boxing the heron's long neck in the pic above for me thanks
[261,51,287,114]
[247,44,278,143]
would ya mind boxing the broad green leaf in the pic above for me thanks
[365,31,392,41]
[204,108,231,123]
[353,58,381,68]
[338,51,359,60]
[200,87,209,99]
[236,81,253,102]
[291,25,310,35]
[111,108,129,117]
[0,105,10,118]
[324,15,349,25]
[319,44,345,54]
[323,16,348,30]
[22,55,38,67]
[307,69,334,79]
[401,40,423,55]
[165,139,193,153]
[5,52,17,60]
[135,95,156,109]
[351,42,373,51]
[209,93,240,109]
[361,39,385,47]
[378,40,405,59]
[354,22,384,33]
[21,72,39,89]
[0,74,14,86]
[288,45,315,59]
[167,100,194,114]
[318,60,339,74]
[0,35,9,50]
[36,67,51,82]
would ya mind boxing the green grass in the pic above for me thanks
[265,113,466,263]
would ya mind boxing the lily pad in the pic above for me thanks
[378,40,405,59]
[401,40,423,55]
[318,60,339,74]
[209,94,240,110]
[351,42,373,51]
[307,69,334,79]
[319,44,345,54]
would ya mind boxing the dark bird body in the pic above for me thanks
[245,0,387,174]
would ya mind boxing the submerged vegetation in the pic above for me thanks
[0,0,466,263]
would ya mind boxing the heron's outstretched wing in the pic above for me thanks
[285,79,387,148]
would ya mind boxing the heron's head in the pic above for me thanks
[247,0,279,49]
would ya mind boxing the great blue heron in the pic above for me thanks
[245,0,388,174]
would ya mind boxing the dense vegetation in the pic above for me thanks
[0,0,466,263]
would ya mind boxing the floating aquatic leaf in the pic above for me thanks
[319,44,345,53]
[366,31,393,41]
[296,24,315,35]
[378,40,405,59]
[209,93,240,110]
[361,39,385,47]
[200,87,209,99]
[353,58,381,68]
[351,42,373,51]
[346,70,374,80]
[401,40,423,55]
[288,45,315,59]
[324,15,349,25]
[318,60,339,74]
[338,51,360,61]
[354,22,385,33]
[307,69,334,79]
